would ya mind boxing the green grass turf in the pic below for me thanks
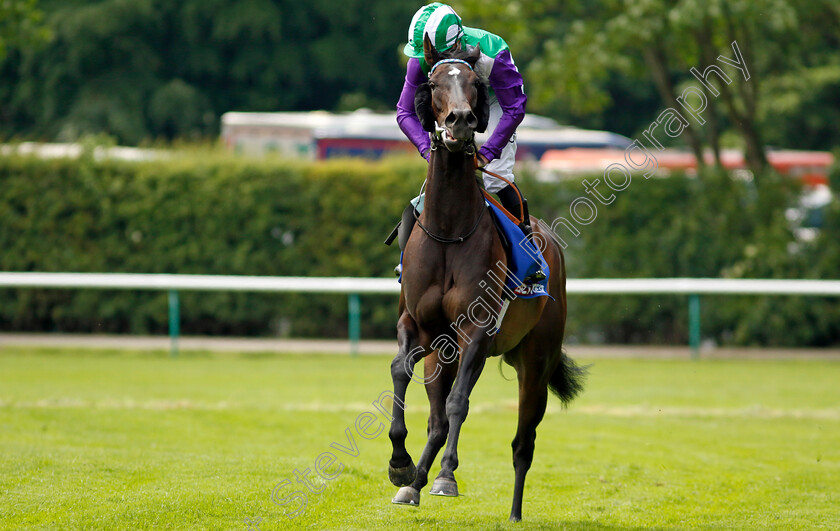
[1,347,838,530]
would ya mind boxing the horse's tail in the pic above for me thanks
[548,349,588,407]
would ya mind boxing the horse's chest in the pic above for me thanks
[403,235,498,328]
[407,274,483,330]
[412,289,446,328]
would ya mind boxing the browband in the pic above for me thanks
[428,58,473,77]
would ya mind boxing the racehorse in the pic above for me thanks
[387,35,586,522]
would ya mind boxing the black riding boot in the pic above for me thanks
[496,184,546,284]
[385,203,419,277]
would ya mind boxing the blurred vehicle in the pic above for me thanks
[220,110,633,160]
[538,147,833,185]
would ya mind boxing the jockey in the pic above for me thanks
[394,2,545,283]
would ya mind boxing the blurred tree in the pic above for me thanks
[6,0,164,143]
[0,0,415,144]
[0,0,50,60]
[0,0,50,128]
[760,1,840,151]
[1,0,838,150]
[457,0,840,178]
[148,79,213,140]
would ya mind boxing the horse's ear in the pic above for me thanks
[465,43,481,68]
[415,83,436,132]
[475,82,490,133]
[423,34,441,70]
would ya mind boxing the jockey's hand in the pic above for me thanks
[476,153,489,168]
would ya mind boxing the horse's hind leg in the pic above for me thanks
[508,355,550,522]
[388,311,425,488]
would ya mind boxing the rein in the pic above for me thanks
[414,134,484,244]
[477,166,524,225]
[413,197,486,244]
[415,143,525,243]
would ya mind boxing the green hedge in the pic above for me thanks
[525,163,840,347]
[1,150,838,346]
[0,152,422,338]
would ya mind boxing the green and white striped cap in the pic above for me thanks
[403,3,464,59]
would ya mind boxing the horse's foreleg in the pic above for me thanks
[509,361,549,522]
[407,354,456,495]
[433,326,493,495]
[388,311,424,487]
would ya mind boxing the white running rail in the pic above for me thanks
[2,273,839,357]
[2,273,840,295]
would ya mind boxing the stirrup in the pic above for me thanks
[523,269,546,285]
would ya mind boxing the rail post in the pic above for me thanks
[689,294,701,360]
[168,290,180,358]
[348,293,361,356]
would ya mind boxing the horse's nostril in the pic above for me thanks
[446,109,477,130]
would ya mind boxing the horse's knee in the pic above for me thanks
[392,344,428,381]
[390,355,409,382]
[511,434,536,469]
[445,393,469,423]
[391,352,418,382]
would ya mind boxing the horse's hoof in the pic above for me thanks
[391,486,420,506]
[509,515,522,523]
[429,477,459,497]
[388,462,417,487]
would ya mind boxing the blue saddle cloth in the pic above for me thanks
[398,201,550,300]
[485,201,550,299]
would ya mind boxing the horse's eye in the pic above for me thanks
[428,82,436,90]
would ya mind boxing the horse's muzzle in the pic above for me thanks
[440,112,477,152]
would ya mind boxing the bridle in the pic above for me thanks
[427,57,478,157]
[428,58,473,76]
[413,57,520,245]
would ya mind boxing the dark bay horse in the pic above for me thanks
[387,35,586,522]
